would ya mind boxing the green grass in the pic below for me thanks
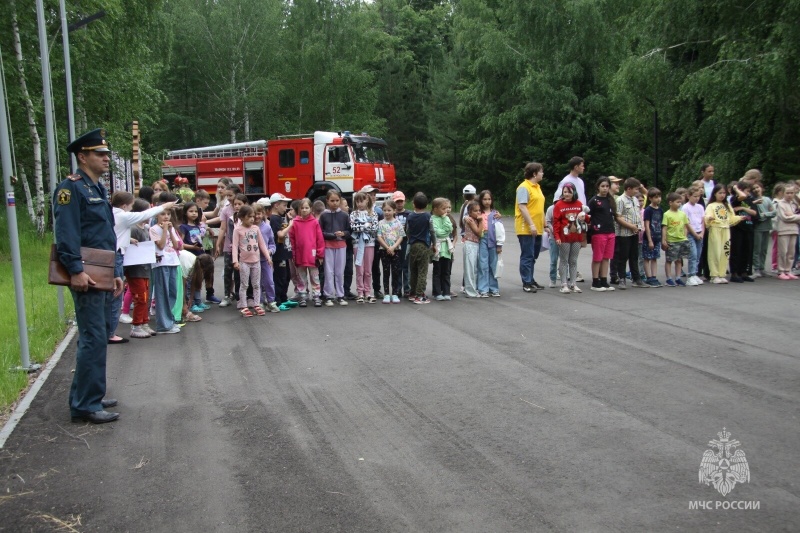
[0,213,73,412]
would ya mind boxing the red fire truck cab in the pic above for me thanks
[161,131,396,204]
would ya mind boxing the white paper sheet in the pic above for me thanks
[123,241,157,266]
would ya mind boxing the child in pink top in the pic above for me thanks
[233,205,272,317]
[289,198,325,307]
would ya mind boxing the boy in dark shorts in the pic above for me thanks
[642,188,663,287]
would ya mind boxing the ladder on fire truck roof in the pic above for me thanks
[276,133,314,140]
[166,140,267,160]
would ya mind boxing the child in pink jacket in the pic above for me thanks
[289,198,325,307]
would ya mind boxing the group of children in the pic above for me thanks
[544,171,800,295]
[108,168,799,339]
[108,177,512,340]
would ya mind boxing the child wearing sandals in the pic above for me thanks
[232,205,273,317]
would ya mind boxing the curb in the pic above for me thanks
[0,325,77,449]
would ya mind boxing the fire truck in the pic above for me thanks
[160,131,396,204]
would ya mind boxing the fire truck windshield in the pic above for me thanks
[354,144,390,164]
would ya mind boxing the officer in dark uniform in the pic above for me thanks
[53,128,123,424]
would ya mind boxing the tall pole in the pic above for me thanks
[37,0,65,319]
[453,143,457,206]
[444,134,457,205]
[59,0,77,173]
[36,0,58,208]
[0,58,37,372]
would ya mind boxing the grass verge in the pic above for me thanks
[0,212,73,414]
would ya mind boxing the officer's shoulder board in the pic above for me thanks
[67,174,81,182]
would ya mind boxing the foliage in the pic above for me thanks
[1,0,796,204]
[611,0,800,188]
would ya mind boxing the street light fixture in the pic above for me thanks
[60,5,106,173]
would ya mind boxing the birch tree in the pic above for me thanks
[9,0,46,234]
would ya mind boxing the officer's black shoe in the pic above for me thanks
[71,410,120,424]
[101,398,118,409]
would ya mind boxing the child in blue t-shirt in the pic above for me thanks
[642,188,663,287]
[405,192,436,304]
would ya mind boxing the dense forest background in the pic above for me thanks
[2,0,798,214]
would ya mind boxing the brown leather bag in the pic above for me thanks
[49,244,116,292]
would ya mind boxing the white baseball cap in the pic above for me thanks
[256,197,272,207]
[463,184,476,194]
[269,192,291,203]
[360,185,377,193]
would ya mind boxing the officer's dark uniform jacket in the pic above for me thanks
[53,169,121,277]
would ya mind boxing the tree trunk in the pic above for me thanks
[11,0,46,233]
[19,167,36,223]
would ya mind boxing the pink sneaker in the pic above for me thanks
[787,273,799,280]
[777,273,791,280]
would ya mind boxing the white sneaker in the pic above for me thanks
[219,297,231,307]
[570,285,582,293]
[686,276,699,286]
[159,325,181,334]
[549,280,557,288]
[560,285,570,294]
[695,276,704,285]
[575,272,585,282]
[119,313,133,324]
[130,325,150,338]
[143,324,157,336]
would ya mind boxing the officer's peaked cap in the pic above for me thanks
[67,128,111,154]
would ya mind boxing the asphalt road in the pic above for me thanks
[1,228,798,532]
